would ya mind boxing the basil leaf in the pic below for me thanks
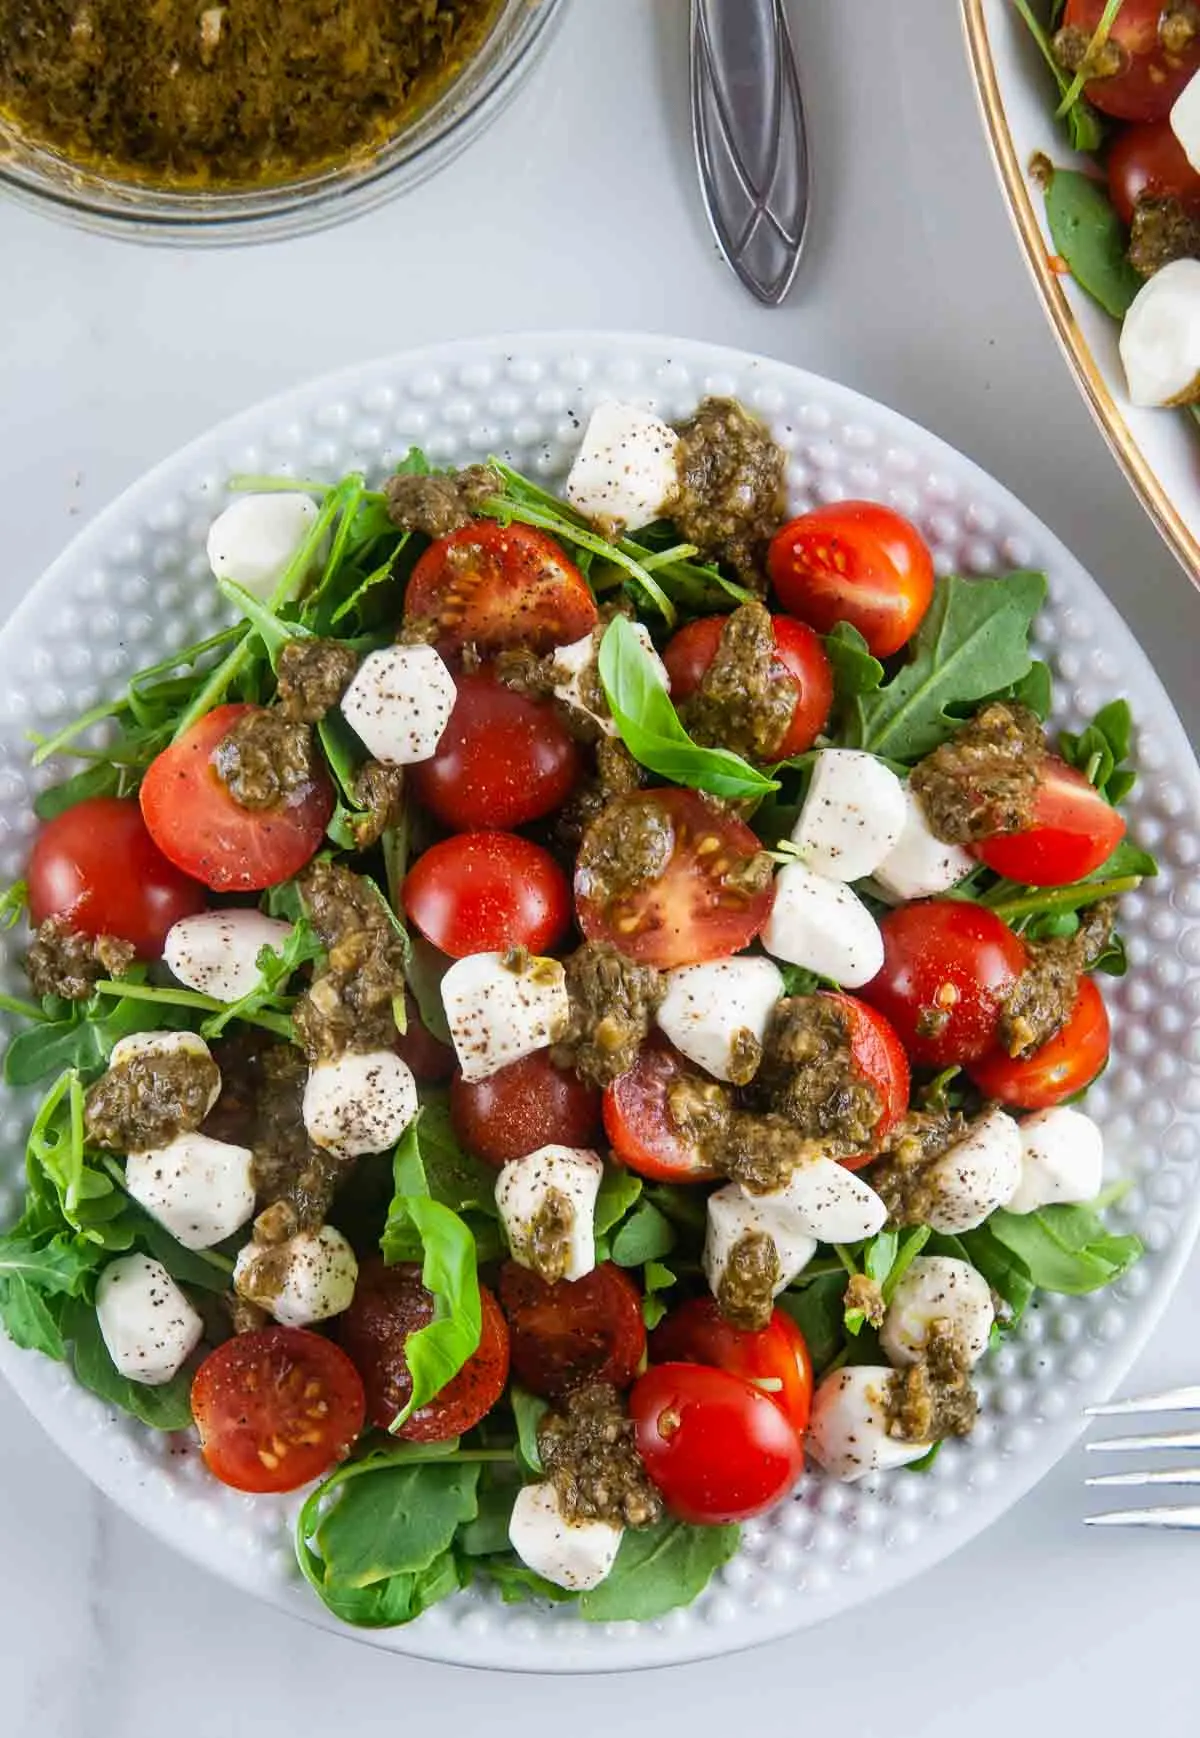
[598,617,779,800]
[579,1518,740,1622]
[1043,168,1141,320]
[64,1298,194,1430]
[314,1460,480,1590]
[845,573,1048,763]
[611,1201,676,1267]
[986,1204,1142,1295]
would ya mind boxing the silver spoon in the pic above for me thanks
[690,0,810,306]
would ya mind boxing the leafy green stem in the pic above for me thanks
[90,980,293,1039]
[987,874,1141,924]
[0,992,47,1023]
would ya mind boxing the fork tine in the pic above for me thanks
[1086,1467,1200,1489]
[1085,1505,1200,1530]
[1086,1429,1200,1454]
[1086,1385,1200,1417]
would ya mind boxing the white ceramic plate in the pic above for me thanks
[962,0,1200,589]
[1,333,1198,1672]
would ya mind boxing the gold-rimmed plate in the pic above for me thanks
[962,0,1200,588]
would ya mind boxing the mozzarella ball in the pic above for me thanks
[495,1146,604,1283]
[441,951,569,1082]
[163,909,294,1004]
[206,492,322,601]
[761,860,884,988]
[790,749,907,883]
[1007,1106,1104,1215]
[873,786,975,902]
[340,643,457,766]
[125,1132,255,1250]
[234,1225,358,1328]
[922,1106,1023,1234]
[96,1254,203,1386]
[302,1050,418,1159]
[880,1256,994,1370]
[807,1365,933,1482]
[565,400,681,532]
[656,956,783,1083]
[1119,257,1200,407]
[508,1481,624,1591]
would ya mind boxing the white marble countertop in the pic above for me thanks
[3,3,1200,1732]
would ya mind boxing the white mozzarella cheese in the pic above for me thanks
[703,1183,818,1301]
[508,1480,624,1592]
[125,1132,255,1250]
[206,492,322,601]
[1007,1106,1104,1216]
[923,1106,1023,1234]
[807,1365,933,1482]
[769,1155,888,1244]
[302,1050,418,1159]
[790,749,907,883]
[163,909,294,1004]
[1171,69,1200,172]
[495,1145,604,1283]
[656,957,783,1083]
[880,1256,994,1370]
[551,624,668,737]
[873,785,976,902]
[234,1224,359,1328]
[761,860,884,988]
[564,400,681,532]
[340,644,457,766]
[107,1030,220,1117]
[95,1254,203,1385]
[441,951,569,1083]
[1119,257,1200,407]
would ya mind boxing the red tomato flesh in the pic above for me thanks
[602,1036,721,1183]
[860,901,1027,1067]
[663,612,834,759]
[450,1049,602,1167]
[1107,117,1200,225]
[1063,0,1200,122]
[821,991,911,1166]
[27,795,206,957]
[650,1300,814,1438]
[973,757,1126,887]
[968,974,1110,1110]
[403,830,571,959]
[767,500,935,658]
[191,1326,365,1494]
[575,787,774,969]
[405,521,597,656]
[498,1260,646,1399]
[629,1362,804,1524]
[337,1262,509,1439]
[409,668,581,831]
[139,703,334,892]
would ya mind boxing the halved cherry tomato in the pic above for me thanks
[405,521,597,656]
[393,991,455,1083]
[450,1049,602,1167]
[650,1300,814,1438]
[402,830,571,959]
[1061,0,1200,122]
[1107,117,1200,225]
[821,991,911,1166]
[409,668,581,831]
[629,1362,804,1524]
[973,757,1126,887]
[575,787,773,969]
[139,703,334,892]
[337,1261,509,1439]
[968,974,1110,1109]
[191,1326,365,1494]
[860,901,1027,1067]
[602,1036,721,1183]
[27,795,206,957]
[662,612,834,758]
[498,1260,646,1399]
[766,501,935,658]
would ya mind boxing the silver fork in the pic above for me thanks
[1085,1386,1200,1529]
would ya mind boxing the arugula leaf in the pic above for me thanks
[594,1164,643,1237]
[1011,0,1106,151]
[64,1298,193,1429]
[779,1271,846,1373]
[986,1203,1143,1294]
[314,1460,481,1590]
[598,617,779,801]
[380,1125,482,1429]
[511,1387,547,1476]
[0,1277,70,1359]
[578,1519,740,1622]
[611,1201,676,1267]
[1043,168,1142,320]
[843,573,1047,763]
[0,881,27,927]
[934,1226,1035,1326]
[641,1259,676,1330]
[457,1475,519,1557]
[5,988,195,1087]
[472,1556,578,1605]
[776,963,822,997]
[825,622,883,715]
[404,934,453,1046]
[199,918,323,1041]
[1059,699,1137,804]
